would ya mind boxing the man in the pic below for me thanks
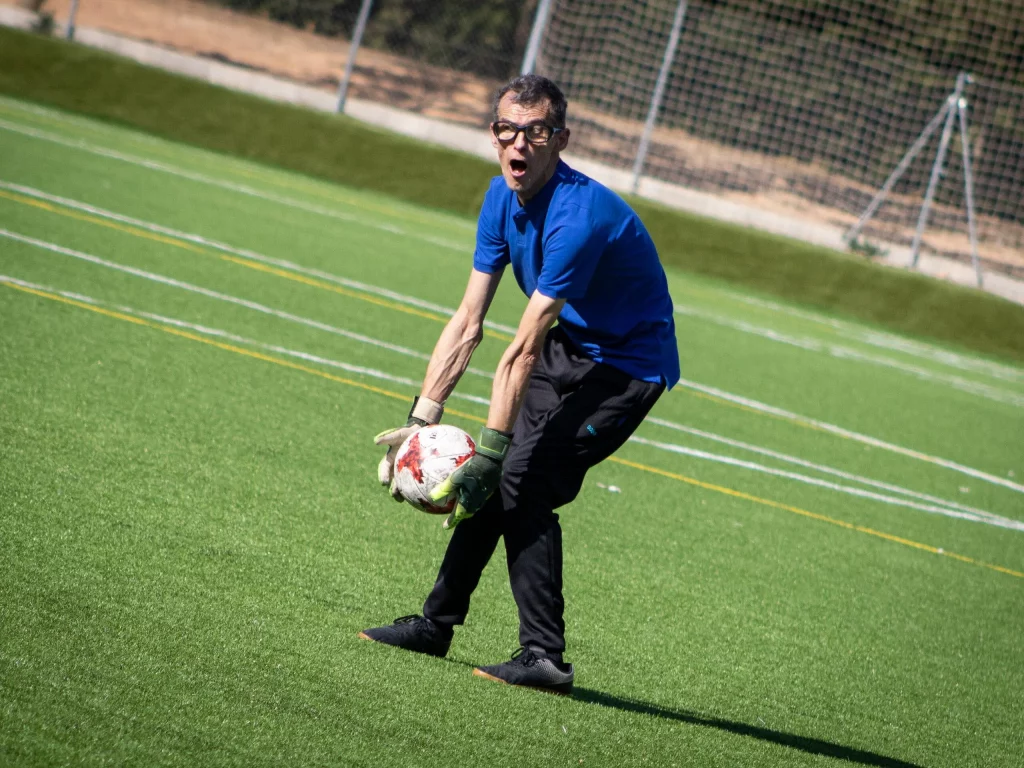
[360,74,680,695]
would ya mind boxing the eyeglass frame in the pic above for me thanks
[490,119,566,146]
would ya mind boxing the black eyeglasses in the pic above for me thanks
[491,120,564,146]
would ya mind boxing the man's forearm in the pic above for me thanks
[420,309,483,404]
[486,345,539,433]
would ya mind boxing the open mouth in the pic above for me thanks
[509,159,528,177]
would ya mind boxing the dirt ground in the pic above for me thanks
[11,0,1023,273]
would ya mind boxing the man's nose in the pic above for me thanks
[513,131,530,151]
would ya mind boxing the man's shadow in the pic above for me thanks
[447,659,919,768]
[570,686,922,768]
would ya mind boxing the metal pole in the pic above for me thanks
[65,0,81,41]
[630,0,688,194]
[911,72,968,268]
[336,0,374,113]
[845,100,951,244]
[957,95,982,288]
[521,0,555,75]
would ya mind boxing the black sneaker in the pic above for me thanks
[358,615,452,658]
[474,647,574,695]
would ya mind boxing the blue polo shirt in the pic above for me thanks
[473,160,680,387]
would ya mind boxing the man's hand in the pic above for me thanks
[374,396,444,501]
[430,427,512,529]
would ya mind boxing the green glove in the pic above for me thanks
[430,427,512,530]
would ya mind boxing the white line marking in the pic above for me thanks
[2,106,1017,385]
[7,272,1016,532]
[0,118,470,254]
[677,377,1024,494]
[4,224,1019,499]
[675,304,1024,407]
[645,417,1010,524]
[0,180,518,337]
[629,436,1024,532]
[0,227,496,381]
[0,275,490,408]
[0,96,478,232]
[724,292,1024,383]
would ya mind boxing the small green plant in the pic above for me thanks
[848,236,889,259]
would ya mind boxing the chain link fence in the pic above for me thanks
[23,0,1024,279]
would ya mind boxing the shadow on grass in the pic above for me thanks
[572,687,921,768]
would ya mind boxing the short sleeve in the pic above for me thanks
[536,204,605,299]
[473,180,510,274]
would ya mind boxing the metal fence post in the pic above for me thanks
[911,72,968,268]
[521,0,555,75]
[956,94,983,288]
[65,0,81,40]
[336,0,374,113]
[844,100,951,245]
[630,0,688,194]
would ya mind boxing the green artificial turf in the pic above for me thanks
[1,97,1023,767]
[1,28,1022,363]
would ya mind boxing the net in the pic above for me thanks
[534,0,1024,275]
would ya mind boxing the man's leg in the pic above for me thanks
[502,373,663,655]
[420,491,504,627]
[421,363,564,629]
[474,331,664,691]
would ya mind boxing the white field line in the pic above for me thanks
[0,118,471,254]
[0,96,478,233]
[2,106,1019,386]
[645,417,1009,525]
[5,177,1012,399]
[678,377,1024,494]
[6,271,1016,532]
[4,225,1020,498]
[726,292,1024,383]
[629,436,1024,532]
[0,275,490,407]
[675,304,1024,407]
[0,180,517,337]
[0,227,497,381]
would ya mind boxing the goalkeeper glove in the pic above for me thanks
[374,396,444,501]
[429,427,512,530]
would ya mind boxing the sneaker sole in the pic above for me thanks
[357,631,374,641]
[473,668,572,696]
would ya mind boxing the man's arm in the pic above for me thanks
[421,268,504,404]
[429,289,565,529]
[487,290,566,432]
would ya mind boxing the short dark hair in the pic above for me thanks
[492,75,567,129]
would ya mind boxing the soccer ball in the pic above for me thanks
[393,425,476,514]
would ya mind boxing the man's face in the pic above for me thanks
[491,93,570,203]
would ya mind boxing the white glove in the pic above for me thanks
[373,396,444,501]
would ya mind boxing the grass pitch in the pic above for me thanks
[1,96,1023,767]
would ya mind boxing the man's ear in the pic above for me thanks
[557,128,571,152]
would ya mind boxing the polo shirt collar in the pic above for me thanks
[519,159,571,211]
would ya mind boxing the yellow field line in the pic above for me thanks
[4,279,1020,580]
[1,280,483,421]
[0,188,512,341]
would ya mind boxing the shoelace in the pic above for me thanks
[510,646,540,667]
[394,614,424,625]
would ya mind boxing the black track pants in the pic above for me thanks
[422,326,665,654]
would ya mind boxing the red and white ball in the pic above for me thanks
[393,425,476,514]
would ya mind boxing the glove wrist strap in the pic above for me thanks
[477,427,513,462]
[409,396,444,426]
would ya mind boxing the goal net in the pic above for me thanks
[533,0,1024,275]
